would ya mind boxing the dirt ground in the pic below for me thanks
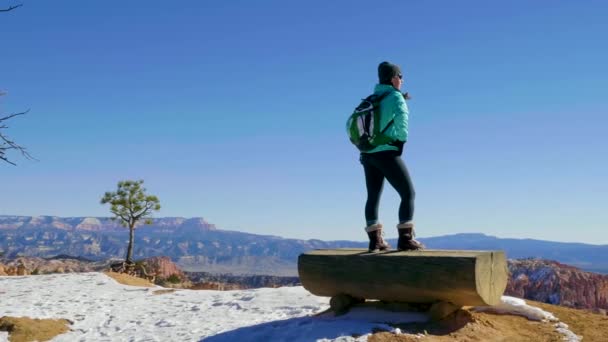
[103,271,155,287]
[532,301,608,342]
[369,300,608,342]
[0,316,71,342]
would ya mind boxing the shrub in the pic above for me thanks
[166,274,181,284]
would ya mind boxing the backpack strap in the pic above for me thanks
[381,118,395,134]
[374,90,398,135]
[366,91,393,103]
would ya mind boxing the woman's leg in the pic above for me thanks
[360,154,385,226]
[360,154,392,251]
[369,154,415,224]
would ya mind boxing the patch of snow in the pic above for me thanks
[474,296,557,321]
[0,331,8,342]
[204,306,428,342]
[0,273,427,341]
[555,322,582,342]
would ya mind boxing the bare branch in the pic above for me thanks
[0,109,35,165]
[133,202,155,221]
[0,4,23,12]
[0,109,30,122]
[117,214,130,225]
[0,5,31,165]
[0,155,16,165]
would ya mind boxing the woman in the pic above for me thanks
[360,61,424,252]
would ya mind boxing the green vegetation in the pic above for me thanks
[166,274,181,284]
[101,180,161,264]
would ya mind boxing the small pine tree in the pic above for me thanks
[101,180,161,264]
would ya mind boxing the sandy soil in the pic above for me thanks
[0,316,71,342]
[369,300,608,342]
[103,271,155,287]
[532,301,608,342]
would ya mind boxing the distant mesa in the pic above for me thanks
[0,215,216,232]
[154,217,187,227]
[75,217,104,230]
[28,215,50,225]
[1,215,607,279]
[178,218,217,232]
[0,217,25,229]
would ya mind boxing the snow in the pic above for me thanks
[555,322,582,342]
[0,273,580,341]
[474,296,558,321]
[0,273,423,341]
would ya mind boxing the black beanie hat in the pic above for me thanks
[378,61,401,84]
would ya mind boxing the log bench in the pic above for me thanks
[298,249,508,319]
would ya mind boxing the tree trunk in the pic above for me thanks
[126,223,135,264]
[298,249,508,306]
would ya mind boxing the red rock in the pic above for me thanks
[139,256,185,280]
[506,259,608,311]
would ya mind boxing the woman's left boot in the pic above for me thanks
[365,223,391,252]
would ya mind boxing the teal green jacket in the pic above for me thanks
[363,84,409,154]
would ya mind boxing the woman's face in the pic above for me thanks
[391,73,403,89]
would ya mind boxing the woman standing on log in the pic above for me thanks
[360,61,424,252]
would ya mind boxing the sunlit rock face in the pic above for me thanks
[140,256,185,279]
[506,258,608,311]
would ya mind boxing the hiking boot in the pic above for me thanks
[365,223,391,252]
[397,222,425,251]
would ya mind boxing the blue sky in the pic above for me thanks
[1,0,607,244]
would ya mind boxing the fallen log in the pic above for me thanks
[298,249,508,307]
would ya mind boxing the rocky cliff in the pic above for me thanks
[0,256,110,275]
[139,256,185,280]
[506,258,608,312]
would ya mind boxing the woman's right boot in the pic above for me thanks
[397,222,425,251]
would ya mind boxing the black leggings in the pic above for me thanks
[360,151,415,226]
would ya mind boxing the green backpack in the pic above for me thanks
[346,91,396,152]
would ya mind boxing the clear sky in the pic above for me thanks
[2,0,607,244]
